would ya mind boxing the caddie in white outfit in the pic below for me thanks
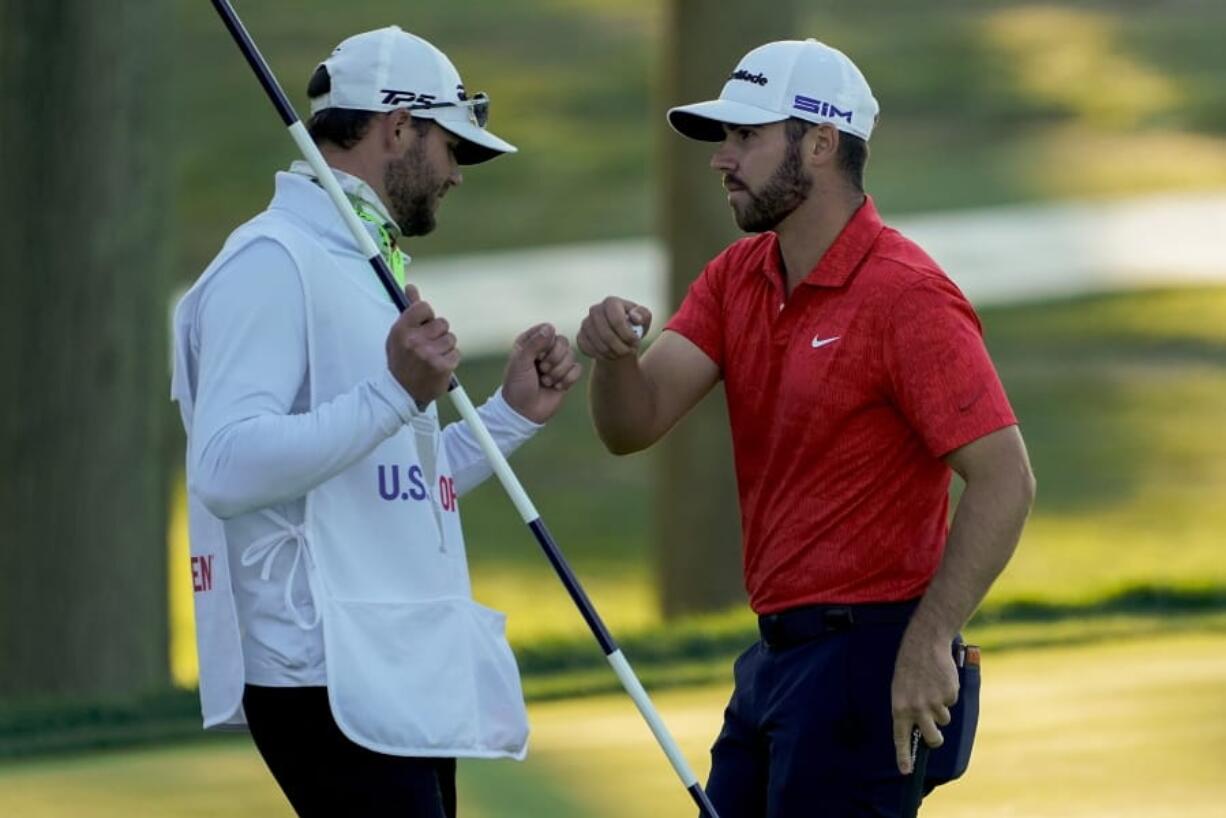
[170,27,583,818]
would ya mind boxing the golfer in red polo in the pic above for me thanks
[577,39,1035,816]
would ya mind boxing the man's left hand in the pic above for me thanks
[502,323,583,423]
[891,628,959,774]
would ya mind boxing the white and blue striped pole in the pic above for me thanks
[210,3,718,815]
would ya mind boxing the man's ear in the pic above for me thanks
[385,108,413,151]
[808,123,840,167]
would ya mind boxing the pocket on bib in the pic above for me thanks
[467,601,530,756]
[321,595,528,758]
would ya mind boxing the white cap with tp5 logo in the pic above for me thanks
[310,26,516,165]
[668,39,879,142]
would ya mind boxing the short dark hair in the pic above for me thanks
[784,117,868,192]
[304,65,432,149]
[306,65,376,148]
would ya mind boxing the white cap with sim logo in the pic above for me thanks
[668,39,879,142]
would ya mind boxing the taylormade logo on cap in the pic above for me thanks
[668,38,879,142]
[729,69,769,86]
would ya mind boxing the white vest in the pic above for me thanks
[171,175,529,759]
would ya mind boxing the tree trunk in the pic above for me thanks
[656,0,795,618]
[0,0,173,699]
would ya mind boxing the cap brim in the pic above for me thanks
[434,119,518,165]
[667,99,788,142]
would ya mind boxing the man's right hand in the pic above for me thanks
[577,296,652,361]
[578,296,718,454]
[386,284,460,407]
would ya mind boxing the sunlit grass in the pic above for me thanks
[6,631,1225,817]
[480,633,1226,818]
[0,741,291,818]
[1013,126,1226,200]
[866,127,1226,219]
[982,5,1181,128]
[991,373,1226,603]
[990,287,1226,345]
[471,563,659,647]
[923,631,1226,818]
[985,289,1226,605]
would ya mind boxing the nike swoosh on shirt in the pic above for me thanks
[811,335,841,349]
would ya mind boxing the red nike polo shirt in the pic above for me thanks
[665,197,1016,614]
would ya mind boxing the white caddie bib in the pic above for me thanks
[171,179,528,759]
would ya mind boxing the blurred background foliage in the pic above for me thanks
[164,0,1226,653]
[173,0,1226,268]
[3,0,1226,814]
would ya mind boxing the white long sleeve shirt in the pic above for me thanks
[187,178,540,687]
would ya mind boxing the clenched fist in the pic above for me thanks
[386,284,460,407]
[502,323,583,424]
[577,296,652,361]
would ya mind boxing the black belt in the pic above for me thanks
[757,598,921,649]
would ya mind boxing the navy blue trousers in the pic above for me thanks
[705,609,922,818]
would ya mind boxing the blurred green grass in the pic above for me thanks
[6,630,1225,817]
[174,0,1226,277]
[983,288,1226,605]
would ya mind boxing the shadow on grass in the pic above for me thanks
[516,584,1226,675]
[972,584,1226,625]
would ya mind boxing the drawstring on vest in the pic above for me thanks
[241,509,322,630]
[410,416,448,553]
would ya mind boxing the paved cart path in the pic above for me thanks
[405,191,1226,354]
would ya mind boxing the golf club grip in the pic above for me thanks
[901,728,930,817]
[363,256,460,391]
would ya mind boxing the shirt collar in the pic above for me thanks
[287,160,402,241]
[763,194,885,290]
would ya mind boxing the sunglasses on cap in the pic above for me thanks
[409,92,490,128]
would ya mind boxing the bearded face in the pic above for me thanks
[384,137,447,237]
[729,137,812,233]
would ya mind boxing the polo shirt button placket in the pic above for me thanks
[772,310,795,348]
